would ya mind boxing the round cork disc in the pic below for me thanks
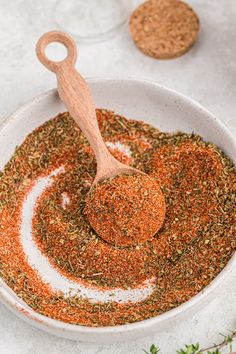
[129,0,200,59]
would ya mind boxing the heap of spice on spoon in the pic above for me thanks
[36,31,166,247]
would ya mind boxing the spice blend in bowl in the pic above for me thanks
[0,109,235,327]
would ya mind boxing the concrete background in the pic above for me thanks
[0,0,235,353]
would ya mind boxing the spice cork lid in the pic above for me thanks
[129,0,200,59]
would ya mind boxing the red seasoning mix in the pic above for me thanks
[85,174,166,247]
[0,109,235,326]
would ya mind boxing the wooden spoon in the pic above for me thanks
[36,30,141,185]
[36,31,166,247]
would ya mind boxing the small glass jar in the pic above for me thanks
[54,0,133,43]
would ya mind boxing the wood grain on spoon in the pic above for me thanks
[36,30,140,185]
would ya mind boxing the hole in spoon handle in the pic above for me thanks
[36,30,77,73]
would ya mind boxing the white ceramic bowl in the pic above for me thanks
[0,78,235,343]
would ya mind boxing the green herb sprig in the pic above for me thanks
[144,330,236,354]
[143,344,160,354]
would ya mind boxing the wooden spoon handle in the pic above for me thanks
[36,31,116,170]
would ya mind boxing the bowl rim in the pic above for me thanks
[0,77,235,336]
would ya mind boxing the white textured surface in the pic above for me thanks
[0,0,235,353]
